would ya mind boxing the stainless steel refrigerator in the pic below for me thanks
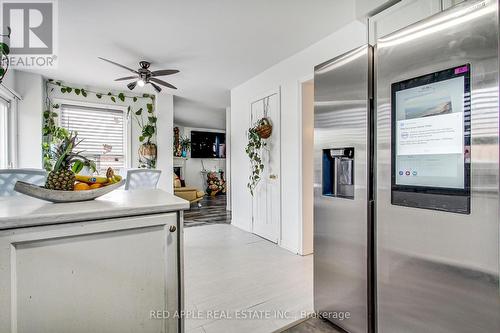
[314,1,500,332]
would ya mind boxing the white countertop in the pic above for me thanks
[0,189,190,230]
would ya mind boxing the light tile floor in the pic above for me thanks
[184,224,313,333]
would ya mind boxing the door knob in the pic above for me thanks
[169,225,177,232]
[269,174,278,180]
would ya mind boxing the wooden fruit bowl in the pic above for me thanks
[14,179,125,203]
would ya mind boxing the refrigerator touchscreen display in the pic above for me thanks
[391,65,471,199]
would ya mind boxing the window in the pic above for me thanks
[59,103,129,175]
[0,98,9,168]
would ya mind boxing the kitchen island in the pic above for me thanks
[0,189,189,333]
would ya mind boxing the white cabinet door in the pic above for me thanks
[250,90,281,243]
[0,213,182,333]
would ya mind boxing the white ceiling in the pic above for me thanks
[28,0,355,126]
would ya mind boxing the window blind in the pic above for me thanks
[60,104,126,174]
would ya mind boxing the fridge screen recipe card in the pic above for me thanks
[391,64,471,192]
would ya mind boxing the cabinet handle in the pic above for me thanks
[169,225,177,232]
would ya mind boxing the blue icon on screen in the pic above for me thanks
[412,171,417,176]
[399,171,404,176]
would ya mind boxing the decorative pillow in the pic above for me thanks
[173,173,181,188]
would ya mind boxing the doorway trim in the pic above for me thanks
[298,74,314,255]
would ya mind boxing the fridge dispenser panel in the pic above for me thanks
[322,148,354,199]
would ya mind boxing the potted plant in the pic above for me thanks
[133,109,157,168]
[255,117,273,139]
[180,136,191,158]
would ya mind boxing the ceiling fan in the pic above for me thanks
[98,57,179,93]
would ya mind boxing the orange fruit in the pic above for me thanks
[74,182,90,191]
[89,183,103,189]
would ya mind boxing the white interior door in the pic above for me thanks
[250,91,280,243]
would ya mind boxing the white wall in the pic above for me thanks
[174,97,226,130]
[230,21,367,254]
[174,125,226,191]
[15,71,44,169]
[225,107,231,211]
[156,93,174,193]
[301,80,314,255]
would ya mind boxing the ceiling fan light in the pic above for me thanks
[137,79,145,87]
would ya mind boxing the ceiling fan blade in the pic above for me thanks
[127,81,138,90]
[150,78,177,90]
[98,57,138,74]
[149,82,162,93]
[115,76,138,81]
[151,69,179,77]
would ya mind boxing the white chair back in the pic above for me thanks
[125,169,162,190]
[0,168,47,197]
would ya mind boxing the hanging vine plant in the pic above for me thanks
[42,79,157,170]
[245,127,266,196]
[0,27,11,84]
[246,97,272,196]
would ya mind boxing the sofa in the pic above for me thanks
[173,173,205,205]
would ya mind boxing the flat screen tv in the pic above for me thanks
[190,131,226,158]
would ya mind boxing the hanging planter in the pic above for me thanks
[255,117,273,139]
[138,143,157,169]
[245,96,273,196]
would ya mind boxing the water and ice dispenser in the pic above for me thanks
[322,148,354,199]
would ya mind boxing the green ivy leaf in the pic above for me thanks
[139,136,145,142]
[81,89,87,97]
[52,104,60,109]
[74,88,80,95]
[96,93,102,99]
[148,116,157,123]
[43,111,50,119]
[0,42,10,55]
[143,93,150,98]
[107,92,112,96]
[147,103,153,113]
[133,97,138,102]
[65,87,72,93]
[111,96,116,102]
[135,108,143,116]
[118,92,125,102]
[61,87,66,93]
[0,68,4,76]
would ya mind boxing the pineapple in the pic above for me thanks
[45,132,95,191]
